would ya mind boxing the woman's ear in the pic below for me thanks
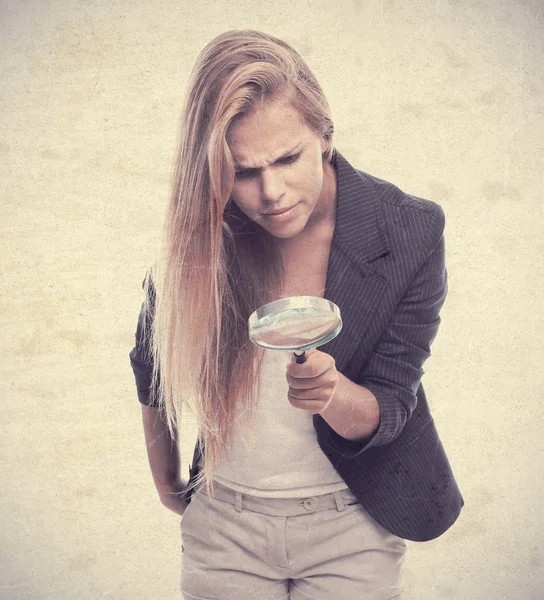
[321,137,328,154]
[321,136,332,158]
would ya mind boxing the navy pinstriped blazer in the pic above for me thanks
[129,150,464,542]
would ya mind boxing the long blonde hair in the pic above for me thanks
[142,30,334,495]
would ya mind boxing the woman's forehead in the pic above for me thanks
[228,99,313,166]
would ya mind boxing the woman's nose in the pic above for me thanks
[260,169,285,203]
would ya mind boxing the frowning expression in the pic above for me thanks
[227,95,332,239]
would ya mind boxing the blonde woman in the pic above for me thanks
[129,30,463,600]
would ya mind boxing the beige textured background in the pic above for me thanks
[1,1,543,598]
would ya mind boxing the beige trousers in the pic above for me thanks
[180,481,406,600]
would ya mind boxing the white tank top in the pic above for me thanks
[211,349,347,498]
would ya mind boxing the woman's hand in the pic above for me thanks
[285,348,338,414]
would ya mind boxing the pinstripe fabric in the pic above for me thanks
[129,150,464,543]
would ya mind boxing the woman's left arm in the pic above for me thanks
[287,230,447,454]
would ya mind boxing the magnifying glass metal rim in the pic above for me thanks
[248,296,343,352]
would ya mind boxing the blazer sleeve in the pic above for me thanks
[316,208,447,457]
[128,274,160,408]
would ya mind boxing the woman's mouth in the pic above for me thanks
[263,204,298,220]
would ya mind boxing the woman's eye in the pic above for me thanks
[234,154,300,179]
[279,153,300,165]
[235,169,253,180]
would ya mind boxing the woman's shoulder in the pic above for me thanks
[356,168,444,223]
[354,168,445,255]
[334,151,445,238]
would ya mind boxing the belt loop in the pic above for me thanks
[333,491,346,512]
[235,491,243,512]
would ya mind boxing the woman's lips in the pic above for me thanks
[263,204,298,220]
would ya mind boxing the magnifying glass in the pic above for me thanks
[248,296,342,363]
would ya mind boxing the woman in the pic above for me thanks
[129,29,463,600]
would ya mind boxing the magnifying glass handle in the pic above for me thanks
[294,351,307,364]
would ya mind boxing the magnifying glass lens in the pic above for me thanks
[251,308,339,348]
[248,297,342,361]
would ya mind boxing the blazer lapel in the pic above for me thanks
[320,152,390,372]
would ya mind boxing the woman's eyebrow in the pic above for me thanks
[234,144,302,171]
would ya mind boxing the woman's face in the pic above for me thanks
[227,95,335,240]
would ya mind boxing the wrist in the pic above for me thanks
[157,477,187,496]
[318,373,380,442]
[158,480,189,515]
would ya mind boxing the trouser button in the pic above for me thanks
[302,498,317,511]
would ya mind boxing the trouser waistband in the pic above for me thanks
[196,480,360,517]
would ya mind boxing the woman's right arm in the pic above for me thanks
[141,404,188,516]
[130,274,188,515]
